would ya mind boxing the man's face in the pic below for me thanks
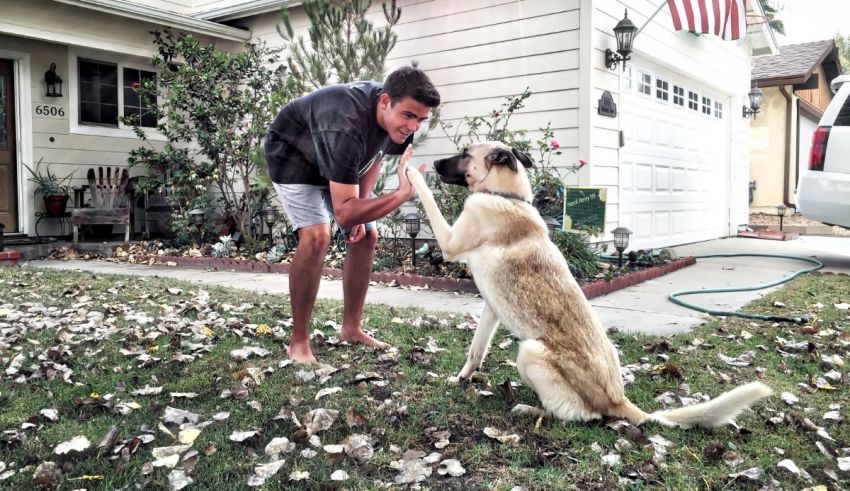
[377,94,431,144]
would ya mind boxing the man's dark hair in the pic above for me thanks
[383,65,440,107]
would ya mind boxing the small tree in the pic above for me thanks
[278,0,401,94]
[836,32,850,74]
[126,29,290,243]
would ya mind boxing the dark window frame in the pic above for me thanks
[78,58,157,129]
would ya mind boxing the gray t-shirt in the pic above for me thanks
[264,81,412,186]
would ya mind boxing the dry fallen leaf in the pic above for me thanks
[315,387,342,401]
[483,427,521,445]
[54,435,91,455]
[437,458,466,476]
[247,460,285,487]
[168,469,193,490]
[229,430,259,442]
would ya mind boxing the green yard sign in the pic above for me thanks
[563,186,607,232]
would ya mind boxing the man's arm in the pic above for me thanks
[329,146,414,228]
[357,157,382,199]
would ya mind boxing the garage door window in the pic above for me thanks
[673,85,685,106]
[688,91,699,110]
[638,72,651,95]
[714,101,723,119]
[656,78,669,102]
[702,96,711,115]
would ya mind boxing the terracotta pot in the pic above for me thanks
[43,195,69,217]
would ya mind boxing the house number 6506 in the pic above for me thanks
[35,105,65,116]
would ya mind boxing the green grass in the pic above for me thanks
[0,267,848,490]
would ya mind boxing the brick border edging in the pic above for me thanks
[124,251,696,298]
[0,251,23,267]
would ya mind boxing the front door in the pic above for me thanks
[0,59,17,232]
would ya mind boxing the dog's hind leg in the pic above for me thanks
[515,339,602,423]
[456,302,500,380]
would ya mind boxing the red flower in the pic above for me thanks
[579,159,588,167]
[549,138,560,150]
[131,82,141,90]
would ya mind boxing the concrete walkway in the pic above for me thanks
[26,235,850,337]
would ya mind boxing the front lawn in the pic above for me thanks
[0,267,848,489]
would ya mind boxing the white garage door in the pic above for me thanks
[619,59,731,249]
[797,114,818,187]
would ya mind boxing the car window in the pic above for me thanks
[835,96,850,126]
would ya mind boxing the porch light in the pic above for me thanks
[743,87,763,119]
[605,10,638,71]
[404,212,421,268]
[776,204,786,231]
[611,226,633,267]
[44,63,63,97]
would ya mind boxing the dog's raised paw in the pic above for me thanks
[510,404,545,417]
[446,375,461,385]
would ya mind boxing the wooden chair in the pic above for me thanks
[71,167,132,245]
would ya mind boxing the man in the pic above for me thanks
[264,66,440,363]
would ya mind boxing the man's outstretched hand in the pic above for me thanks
[397,144,427,200]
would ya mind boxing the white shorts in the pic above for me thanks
[272,182,376,234]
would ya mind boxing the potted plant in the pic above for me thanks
[23,158,74,217]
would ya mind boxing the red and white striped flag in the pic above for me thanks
[666,0,747,41]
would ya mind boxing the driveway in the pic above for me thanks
[591,235,850,335]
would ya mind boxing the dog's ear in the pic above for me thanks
[485,148,518,172]
[511,148,534,168]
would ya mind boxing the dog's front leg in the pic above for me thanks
[405,168,457,260]
[455,302,500,380]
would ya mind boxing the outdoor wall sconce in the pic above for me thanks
[44,63,63,97]
[404,212,421,268]
[189,208,205,244]
[605,10,638,71]
[742,87,763,119]
[611,226,633,267]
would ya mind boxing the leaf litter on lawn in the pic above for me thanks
[1,267,850,489]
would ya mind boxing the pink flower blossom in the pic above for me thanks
[131,82,141,90]
[579,159,588,167]
[549,138,560,150]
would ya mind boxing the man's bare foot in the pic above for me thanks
[340,329,391,349]
[286,342,317,364]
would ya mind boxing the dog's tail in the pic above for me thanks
[611,382,772,428]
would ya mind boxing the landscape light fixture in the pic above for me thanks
[404,212,421,268]
[605,10,638,71]
[743,87,763,119]
[611,226,633,267]
[189,208,205,244]
[261,207,277,247]
[776,204,786,231]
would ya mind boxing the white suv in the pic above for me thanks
[797,75,850,228]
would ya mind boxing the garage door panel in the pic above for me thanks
[620,59,730,249]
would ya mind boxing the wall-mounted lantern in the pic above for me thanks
[605,10,638,72]
[742,87,763,119]
[44,63,63,97]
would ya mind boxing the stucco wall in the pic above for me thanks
[748,87,788,211]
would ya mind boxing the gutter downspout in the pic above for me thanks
[779,86,796,210]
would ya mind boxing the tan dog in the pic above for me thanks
[406,141,771,427]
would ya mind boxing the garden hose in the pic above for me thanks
[597,252,823,323]
[669,253,823,324]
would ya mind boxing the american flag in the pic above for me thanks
[666,0,747,41]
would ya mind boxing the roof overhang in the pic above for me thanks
[53,0,252,42]
[754,44,840,88]
[193,0,300,22]
[747,0,779,57]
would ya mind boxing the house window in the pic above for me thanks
[702,96,712,115]
[638,72,651,95]
[673,85,685,106]
[79,60,118,126]
[714,101,723,118]
[656,78,669,102]
[78,59,157,128]
[123,68,157,127]
[688,91,699,111]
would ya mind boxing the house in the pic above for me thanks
[1,0,776,250]
[748,39,842,215]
